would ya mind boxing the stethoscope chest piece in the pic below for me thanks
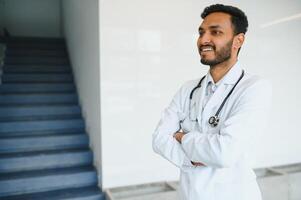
[208,115,219,127]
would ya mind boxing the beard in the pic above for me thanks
[200,39,233,66]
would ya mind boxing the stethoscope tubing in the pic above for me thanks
[189,70,245,127]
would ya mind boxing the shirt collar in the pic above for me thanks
[205,60,243,86]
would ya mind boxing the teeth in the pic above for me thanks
[202,47,213,52]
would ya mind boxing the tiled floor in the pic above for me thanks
[106,165,301,200]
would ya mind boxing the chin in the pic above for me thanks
[201,58,215,66]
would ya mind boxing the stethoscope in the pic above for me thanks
[188,70,245,127]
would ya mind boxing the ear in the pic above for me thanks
[233,33,245,49]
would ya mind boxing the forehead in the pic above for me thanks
[200,12,232,30]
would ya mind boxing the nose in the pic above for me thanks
[198,32,211,46]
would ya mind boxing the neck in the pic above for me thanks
[209,57,237,83]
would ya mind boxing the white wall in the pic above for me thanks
[62,0,102,187]
[3,0,61,37]
[100,0,301,188]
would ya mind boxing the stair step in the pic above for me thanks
[3,65,71,73]
[4,57,69,65]
[0,119,84,133]
[0,128,86,137]
[0,148,92,173]
[0,105,81,119]
[2,74,73,83]
[6,43,66,51]
[5,49,67,57]
[0,166,98,197]
[6,46,66,52]
[0,36,65,44]
[5,58,69,65]
[1,186,104,200]
[0,93,78,104]
[0,133,89,153]
[0,83,75,93]
[6,43,65,48]
[0,114,82,122]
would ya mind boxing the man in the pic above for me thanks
[152,4,271,200]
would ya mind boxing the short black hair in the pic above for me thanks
[201,4,248,35]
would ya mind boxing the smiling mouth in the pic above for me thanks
[200,46,214,52]
[200,47,214,56]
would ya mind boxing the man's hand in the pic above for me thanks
[191,161,205,166]
[173,131,185,144]
[174,131,205,167]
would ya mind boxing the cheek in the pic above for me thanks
[197,38,201,47]
[217,40,233,50]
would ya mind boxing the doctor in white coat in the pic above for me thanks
[152,4,272,200]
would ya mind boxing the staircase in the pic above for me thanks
[0,37,105,200]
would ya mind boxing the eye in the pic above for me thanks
[198,31,204,37]
[211,30,222,36]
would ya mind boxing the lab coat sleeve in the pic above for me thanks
[181,79,272,168]
[152,82,194,169]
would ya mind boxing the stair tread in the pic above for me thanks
[5,51,67,54]
[0,147,90,159]
[0,118,84,125]
[6,44,65,47]
[4,69,71,72]
[0,92,76,95]
[3,66,71,69]
[2,82,74,84]
[0,104,79,108]
[5,55,68,58]
[4,62,70,66]
[2,73,72,76]
[0,128,85,137]
[0,83,74,85]
[0,89,76,95]
[3,64,70,67]
[5,54,67,58]
[0,165,95,180]
[0,102,78,107]
[3,72,72,75]
[0,36,65,42]
[0,114,82,123]
[5,51,67,57]
[0,83,75,90]
[0,130,86,138]
[0,119,84,134]
[0,103,79,108]
[0,186,103,200]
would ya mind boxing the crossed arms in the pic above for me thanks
[152,79,271,169]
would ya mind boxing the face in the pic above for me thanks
[197,12,239,66]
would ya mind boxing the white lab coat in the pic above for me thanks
[152,62,272,200]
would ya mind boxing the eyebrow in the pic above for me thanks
[198,25,223,32]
